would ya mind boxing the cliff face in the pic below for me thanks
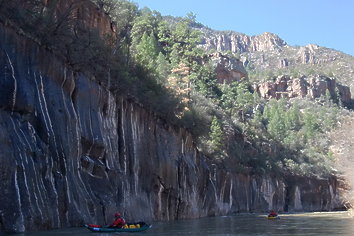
[210,52,247,84]
[254,75,351,104]
[200,29,354,94]
[201,31,286,53]
[0,14,345,236]
[42,0,115,36]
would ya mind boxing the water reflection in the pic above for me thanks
[16,211,354,236]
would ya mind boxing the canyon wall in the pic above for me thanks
[200,28,354,95]
[0,12,345,236]
[201,31,286,53]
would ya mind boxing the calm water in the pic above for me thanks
[11,211,354,235]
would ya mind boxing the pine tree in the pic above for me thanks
[191,62,219,99]
[155,52,171,84]
[170,15,202,66]
[210,116,223,152]
[157,20,173,55]
[133,32,159,70]
[285,102,301,131]
[130,8,161,56]
[303,111,319,141]
[252,107,264,129]
[235,82,254,110]
[267,108,286,140]
[265,99,288,140]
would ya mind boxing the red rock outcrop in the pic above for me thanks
[254,75,352,105]
[210,52,247,84]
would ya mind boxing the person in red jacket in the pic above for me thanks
[110,212,126,228]
[268,210,278,217]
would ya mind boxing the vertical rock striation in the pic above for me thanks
[0,15,345,236]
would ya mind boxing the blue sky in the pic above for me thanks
[133,0,354,56]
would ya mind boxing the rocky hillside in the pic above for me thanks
[199,28,354,94]
[205,52,352,105]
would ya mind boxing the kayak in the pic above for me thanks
[267,216,280,220]
[84,222,151,232]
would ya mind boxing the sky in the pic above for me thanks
[132,0,354,56]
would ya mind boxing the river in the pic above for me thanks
[10,211,354,235]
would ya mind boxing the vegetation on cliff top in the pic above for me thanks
[1,0,352,178]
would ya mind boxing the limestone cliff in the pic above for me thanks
[0,4,346,235]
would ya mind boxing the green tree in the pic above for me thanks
[267,108,286,140]
[235,82,254,111]
[285,102,301,131]
[169,15,202,67]
[251,107,264,129]
[157,20,173,55]
[131,8,161,50]
[264,99,288,140]
[209,116,223,152]
[155,52,171,84]
[302,111,320,141]
[320,105,338,132]
[220,82,238,115]
[133,32,159,70]
[220,81,254,120]
[191,62,220,99]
